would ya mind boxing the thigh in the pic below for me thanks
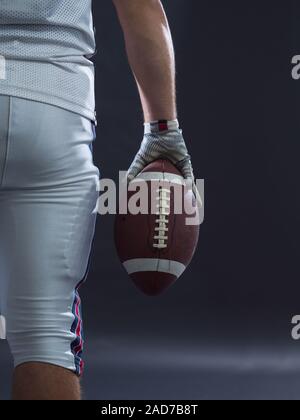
[0,96,99,374]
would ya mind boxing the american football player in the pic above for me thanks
[0,0,194,400]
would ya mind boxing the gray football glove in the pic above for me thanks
[128,127,194,180]
[127,122,202,207]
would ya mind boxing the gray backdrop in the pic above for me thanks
[1,0,300,400]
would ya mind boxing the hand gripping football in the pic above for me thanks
[115,159,200,296]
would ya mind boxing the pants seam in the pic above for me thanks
[0,96,12,187]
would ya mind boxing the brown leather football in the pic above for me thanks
[115,159,200,296]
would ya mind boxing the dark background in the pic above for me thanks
[1,0,300,400]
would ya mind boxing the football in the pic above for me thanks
[115,159,200,296]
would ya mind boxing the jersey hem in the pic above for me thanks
[0,87,96,122]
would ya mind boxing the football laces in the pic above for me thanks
[153,186,171,249]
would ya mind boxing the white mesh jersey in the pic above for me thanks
[0,0,96,121]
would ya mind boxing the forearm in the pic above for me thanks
[113,0,177,122]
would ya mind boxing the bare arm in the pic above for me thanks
[112,0,177,122]
[112,0,199,207]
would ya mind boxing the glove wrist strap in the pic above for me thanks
[144,119,179,134]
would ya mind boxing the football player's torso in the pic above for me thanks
[0,0,96,121]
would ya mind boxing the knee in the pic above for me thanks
[6,301,84,377]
